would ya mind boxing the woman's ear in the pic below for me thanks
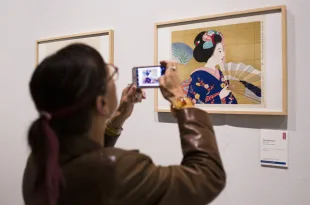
[95,95,109,116]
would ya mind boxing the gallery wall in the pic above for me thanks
[0,0,309,204]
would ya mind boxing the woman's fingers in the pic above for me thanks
[134,88,146,101]
[159,60,168,67]
[127,85,137,97]
[134,93,142,103]
[141,89,146,99]
[129,87,147,103]
[160,60,177,71]
[158,61,184,103]
[159,75,165,87]
[122,83,133,95]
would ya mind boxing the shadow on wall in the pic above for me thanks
[158,10,297,132]
[158,112,288,130]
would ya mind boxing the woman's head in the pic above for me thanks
[193,30,225,64]
[28,43,118,205]
[31,43,118,135]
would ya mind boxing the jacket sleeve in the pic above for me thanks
[104,133,120,147]
[114,107,226,205]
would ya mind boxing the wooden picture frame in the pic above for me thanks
[36,30,114,65]
[154,5,287,115]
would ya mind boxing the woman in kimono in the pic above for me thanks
[187,30,237,104]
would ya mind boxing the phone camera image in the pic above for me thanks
[136,66,165,88]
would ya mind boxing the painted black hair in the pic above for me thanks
[193,31,223,63]
[26,43,108,205]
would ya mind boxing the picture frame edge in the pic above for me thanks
[35,29,115,66]
[153,5,288,116]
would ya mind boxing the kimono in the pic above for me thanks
[186,67,237,104]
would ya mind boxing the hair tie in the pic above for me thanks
[40,111,52,120]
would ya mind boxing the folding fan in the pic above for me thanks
[219,62,262,104]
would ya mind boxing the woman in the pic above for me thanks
[187,30,237,104]
[22,43,226,205]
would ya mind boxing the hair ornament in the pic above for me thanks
[201,30,223,49]
[203,41,214,49]
[207,30,216,36]
[194,40,200,46]
[202,32,212,41]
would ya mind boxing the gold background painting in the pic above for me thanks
[172,21,262,104]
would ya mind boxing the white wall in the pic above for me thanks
[0,0,309,204]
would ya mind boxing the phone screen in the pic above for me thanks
[134,66,166,88]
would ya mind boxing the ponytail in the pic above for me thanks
[28,114,62,205]
[26,43,109,205]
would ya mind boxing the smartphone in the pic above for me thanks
[132,65,166,88]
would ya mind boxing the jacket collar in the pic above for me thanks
[59,137,102,165]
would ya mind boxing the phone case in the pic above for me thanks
[132,65,164,88]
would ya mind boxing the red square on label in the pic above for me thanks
[283,132,286,140]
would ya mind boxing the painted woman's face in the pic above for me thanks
[212,43,225,64]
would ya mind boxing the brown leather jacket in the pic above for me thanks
[23,108,226,205]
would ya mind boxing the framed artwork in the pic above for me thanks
[36,30,114,65]
[154,5,287,115]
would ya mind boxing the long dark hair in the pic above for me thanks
[28,43,108,205]
[193,31,223,62]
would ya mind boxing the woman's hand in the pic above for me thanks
[219,85,231,99]
[159,60,185,103]
[110,84,146,128]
